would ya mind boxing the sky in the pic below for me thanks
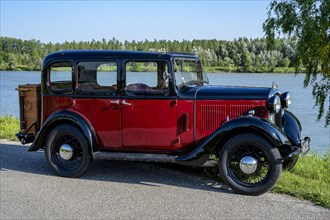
[0,0,271,43]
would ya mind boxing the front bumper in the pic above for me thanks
[286,137,311,160]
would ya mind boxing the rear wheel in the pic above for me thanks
[45,124,91,177]
[218,134,282,195]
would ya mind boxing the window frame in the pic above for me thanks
[47,60,74,94]
[73,59,120,97]
[123,59,172,97]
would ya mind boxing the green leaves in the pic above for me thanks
[264,0,330,126]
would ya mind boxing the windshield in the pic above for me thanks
[174,58,209,87]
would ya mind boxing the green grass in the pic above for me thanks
[0,116,20,141]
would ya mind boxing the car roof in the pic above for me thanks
[43,50,198,66]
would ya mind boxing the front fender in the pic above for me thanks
[282,110,302,147]
[28,110,99,156]
[175,116,291,166]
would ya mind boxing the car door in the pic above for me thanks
[120,60,181,151]
[73,61,121,150]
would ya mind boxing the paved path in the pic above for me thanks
[1,140,329,219]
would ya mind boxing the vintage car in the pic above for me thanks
[16,50,310,195]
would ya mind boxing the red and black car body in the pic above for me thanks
[17,50,310,195]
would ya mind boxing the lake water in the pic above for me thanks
[1,71,329,154]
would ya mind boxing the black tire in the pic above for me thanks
[218,134,282,195]
[45,124,91,177]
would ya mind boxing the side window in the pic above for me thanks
[49,62,72,93]
[125,61,169,96]
[76,61,117,95]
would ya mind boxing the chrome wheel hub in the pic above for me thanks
[239,156,258,174]
[59,144,74,160]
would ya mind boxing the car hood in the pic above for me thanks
[194,85,272,100]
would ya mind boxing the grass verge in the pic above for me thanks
[0,116,20,141]
[271,152,330,208]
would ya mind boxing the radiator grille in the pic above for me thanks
[201,105,226,131]
[200,104,262,131]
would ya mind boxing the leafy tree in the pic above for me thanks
[241,48,253,72]
[263,0,330,125]
[278,57,290,68]
[223,57,235,71]
[0,36,300,76]
[7,54,17,70]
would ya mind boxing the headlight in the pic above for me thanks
[268,95,281,113]
[280,92,292,108]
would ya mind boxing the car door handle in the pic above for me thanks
[122,100,131,106]
[110,100,120,104]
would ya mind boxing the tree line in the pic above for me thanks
[0,36,297,72]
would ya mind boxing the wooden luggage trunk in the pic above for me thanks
[16,84,41,137]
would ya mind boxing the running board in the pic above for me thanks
[93,152,177,163]
[199,160,218,167]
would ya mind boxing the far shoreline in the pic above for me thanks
[1,67,306,74]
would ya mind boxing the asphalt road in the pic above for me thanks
[1,140,329,219]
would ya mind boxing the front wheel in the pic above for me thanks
[218,134,282,195]
[45,124,91,177]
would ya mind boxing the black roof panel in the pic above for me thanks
[43,50,198,66]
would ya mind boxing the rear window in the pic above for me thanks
[49,62,72,93]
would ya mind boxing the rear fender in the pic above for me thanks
[175,116,291,166]
[28,110,99,156]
